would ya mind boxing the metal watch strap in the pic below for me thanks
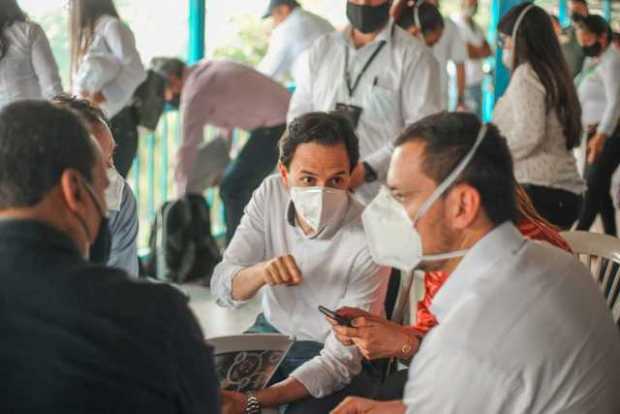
[245,392,261,414]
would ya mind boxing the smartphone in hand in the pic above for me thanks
[318,305,353,327]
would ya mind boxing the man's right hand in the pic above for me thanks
[262,255,303,286]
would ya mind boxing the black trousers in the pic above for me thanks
[110,106,139,178]
[577,128,620,235]
[522,184,582,230]
[219,124,286,244]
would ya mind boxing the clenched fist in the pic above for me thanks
[262,255,303,286]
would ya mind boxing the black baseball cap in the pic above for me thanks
[262,0,300,18]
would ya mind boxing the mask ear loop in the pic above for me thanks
[412,123,489,225]
[412,0,423,32]
[509,3,535,68]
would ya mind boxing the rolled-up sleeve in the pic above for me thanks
[290,253,390,398]
[598,55,620,136]
[210,181,268,308]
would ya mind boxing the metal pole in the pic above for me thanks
[558,0,569,27]
[602,0,612,21]
[188,0,206,63]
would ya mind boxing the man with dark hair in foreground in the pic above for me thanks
[214,112,389,413]
[0,100,219,413]
[332,112,620,413]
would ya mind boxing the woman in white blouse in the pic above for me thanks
[493,3,584,230]
[70,0,146,178]
[575,15,620,236]
[0,0,62,111]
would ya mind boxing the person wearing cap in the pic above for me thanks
[258,0,334,83]
[330,112,620,414]
[288,0,441,203]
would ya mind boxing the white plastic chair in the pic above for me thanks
[560,231,620,324]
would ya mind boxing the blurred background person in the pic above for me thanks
[258,0,334,84]
[0,0,62,111]
[453,0,492,118]
[559,0,589,78]
[494,3,584,230]
[70,0,146,178]
[394,0,445,47]
[575,14,620,235]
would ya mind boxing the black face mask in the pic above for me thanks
[582,41,602,57]
[347,1,391,34]
[570,12,585,24]
[89,218,111,265]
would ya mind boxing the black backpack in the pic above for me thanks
[142,194,221,284]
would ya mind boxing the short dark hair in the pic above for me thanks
[396,2,444,34]
[51,94,110,130]
[151,57,186,80]
[279,112,360,172]
[576,14,613,40]
[0,100,97,209]
[569,0,588,5]
[395,112,518,226]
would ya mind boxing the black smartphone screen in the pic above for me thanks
[318,305,352,327]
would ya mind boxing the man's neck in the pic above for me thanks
[350,25,385,49]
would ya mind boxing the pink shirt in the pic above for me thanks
[176,60,290,193]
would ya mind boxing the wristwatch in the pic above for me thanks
[245,392,261,414]
[362,161,378,183]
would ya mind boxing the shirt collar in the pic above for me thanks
[0,218,83,257]
[430,221,526,323]
[340,19,395,49]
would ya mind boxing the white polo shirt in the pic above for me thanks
[404,222,620,414]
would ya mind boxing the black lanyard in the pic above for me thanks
[344,40,387,98]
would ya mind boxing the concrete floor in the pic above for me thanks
[184,284,262,339]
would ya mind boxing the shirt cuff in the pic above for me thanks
[211,263,250,309]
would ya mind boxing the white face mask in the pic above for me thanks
[502,4,535,71]
[104,167,125,212]
[502,48,514,70]
[290,187,349,236]
[362,125,488,271]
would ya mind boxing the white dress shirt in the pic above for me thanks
[493,63,585,195]
[404,222,620,414]
[72,16,146,119]
[432,18,468,109]
[107,183,139,276]
[211,175,389,398]
[452,14,486,87]
[0,21,62,111]
[577,46,620,136]
[288,21,441,202]
[258,7,334,83]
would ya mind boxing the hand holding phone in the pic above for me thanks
[318,305,353,327]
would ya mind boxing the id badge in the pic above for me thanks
[335,103,363,130]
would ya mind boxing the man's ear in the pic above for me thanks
[59,169,86,214]
[278,162,290,189]
[447,183,481,230]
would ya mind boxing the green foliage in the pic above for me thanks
[212,14,268,66]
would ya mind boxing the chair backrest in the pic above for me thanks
[560,231,620,324]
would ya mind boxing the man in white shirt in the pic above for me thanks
[425,0,468,111]
[215,112,389,413]
[453,0,492,117]
[332,112,620,414]
[259,0,334,83]
[288,0,441,203]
